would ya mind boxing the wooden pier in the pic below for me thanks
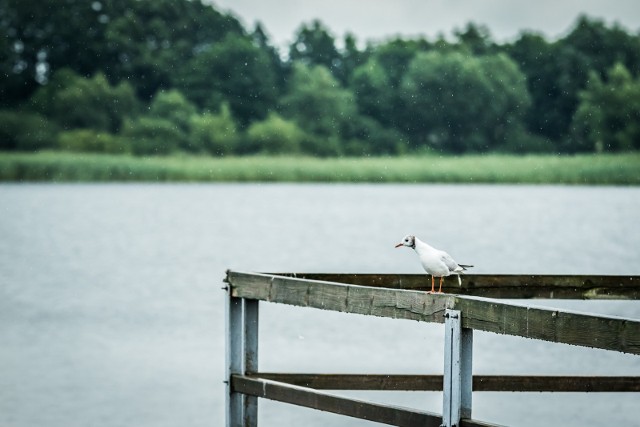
[224,272,640,427]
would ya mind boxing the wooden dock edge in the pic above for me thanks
[225,270,640,427]
[271,273,640,300]
[227,271,640,354]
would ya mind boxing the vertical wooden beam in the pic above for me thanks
[443,309,473,426]
[226,291,243,427]
[243,299,259,426]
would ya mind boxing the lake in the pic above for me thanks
[1,183,639,427]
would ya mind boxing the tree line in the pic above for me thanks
[1,0,640,156]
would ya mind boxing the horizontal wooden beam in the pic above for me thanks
[452,294,640,354]
[249,373,640,392]
[226,272,640,354]
[232,375,442,427]
[232,375,500,427]
[473,375,640,392]
[251,373,442,391]
[228,271,450,324]
[271,273,640,300]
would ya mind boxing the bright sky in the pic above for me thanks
[208,0,640,49]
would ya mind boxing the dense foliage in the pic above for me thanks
[1,0,639,156]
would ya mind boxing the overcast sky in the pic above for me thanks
[209,0,640,49]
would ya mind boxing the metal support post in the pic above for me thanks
[442,309,473,427]
[225,290,243,427]
[243,299,259,426]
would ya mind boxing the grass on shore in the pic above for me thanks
[1,151,639,184]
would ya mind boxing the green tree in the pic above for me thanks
[0,0,131,106]
[401,51,530,152]
[350,58,395,126]
[177,34,278,127]
[571,63,640,152]
[29,69,138,133]
[506,16,640,143]
[505,32,562,140]
[189,104,239,155]
[289,20,343,81]
[341,33,368,85]
[372,37,431,88]
[342,115,408,155]
[0,110,59,151]
[454,23,495,55]
[280,63,358,155]
[245,113,305,154]
[356,37,431,131]
[563,15,640,77]
[57,129,129,154]
[1,0,246,104]
[251,23,288,92]
[104,0,245,99]
[121,116,182,155]
[147,89,197,151]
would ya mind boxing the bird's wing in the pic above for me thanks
[439,251,461,273]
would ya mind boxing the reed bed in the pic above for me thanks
[1,151,639,184]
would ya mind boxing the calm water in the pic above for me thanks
[1,183,639,427]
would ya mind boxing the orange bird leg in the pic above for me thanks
[430,276,435,293]
[438,277,444,293]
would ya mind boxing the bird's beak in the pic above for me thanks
[394,243,403,248]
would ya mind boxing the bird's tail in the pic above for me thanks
[456,264,473,286]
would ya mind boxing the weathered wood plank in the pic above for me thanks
[271,273,640,300]
[473,375,640,392]
[232,375,442,427]
[250,373,443,390]
[232,375,500,427]
[228,271,451,324]
[248,373,640,392]
[227,272,640,354]
[451,295,640,354]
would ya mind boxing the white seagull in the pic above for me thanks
[395,234,473,293]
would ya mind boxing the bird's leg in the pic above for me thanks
[438,277,444,293]
[430,276,435,293]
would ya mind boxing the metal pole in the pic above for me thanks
[442,309,473,427]
[226,289,243,427]
[243,299,259,426]
[460,327,472,420]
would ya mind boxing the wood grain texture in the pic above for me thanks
[231,375,500,427]
[227,271,640,354]
[248,373,640,392]
[270,273,640,300]
[450,295,640,354]
[228,271,451,323]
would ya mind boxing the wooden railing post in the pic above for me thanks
[225,289,243,427]
[225,280,259,427]
[243,299,259,426]
[442,309,473,427]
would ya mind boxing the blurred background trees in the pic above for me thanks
[1,0,639,156]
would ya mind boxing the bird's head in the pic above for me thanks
[395,234,415,249]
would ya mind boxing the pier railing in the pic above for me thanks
[224,272,640,427]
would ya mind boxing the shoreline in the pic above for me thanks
[1,151,639,185]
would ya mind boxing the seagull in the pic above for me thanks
[395,234,473,293]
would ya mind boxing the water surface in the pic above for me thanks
[1,184,639,426]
